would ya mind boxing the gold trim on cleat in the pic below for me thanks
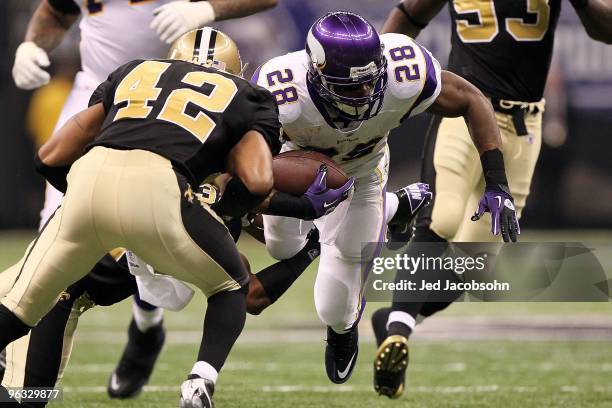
[373,335,409,399]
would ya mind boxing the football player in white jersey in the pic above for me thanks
[254,11,520,385]
[8,0,277,399]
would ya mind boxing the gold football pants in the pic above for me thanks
[420,102,544,242]
[1,146,246,326]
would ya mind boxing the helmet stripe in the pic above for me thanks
[193,29,203,61]
[207,29,218,62]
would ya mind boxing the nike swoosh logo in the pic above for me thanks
[323,200,338,208]
[495,195,502,207]
[110,373,120,391]
[336,352,357,380]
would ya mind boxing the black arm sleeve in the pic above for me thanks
[48,0,81,15]
[480,148,509,191]
[34,153,70,193]
[211,176,269,218]
[267,192,316,220]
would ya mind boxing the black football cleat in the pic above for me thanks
[325,325,359,384]
[107,319,165,399]
[373,335,409,399]
[387,183,432,250]
[179,374,215,408]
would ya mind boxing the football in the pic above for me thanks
[273,150,349,195]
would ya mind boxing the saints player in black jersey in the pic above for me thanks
[371,0,612,399]
[0,28,352,407]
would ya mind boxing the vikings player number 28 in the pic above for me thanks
[389,46,420,83]
[267,69,298,105]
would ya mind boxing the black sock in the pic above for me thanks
[0,305,31,350]
[388,227,448,336]
[256,233,320,303]
[133,291,159,311]
[198,288,247,372]
[371,307,391,346]
[387,321,413,339]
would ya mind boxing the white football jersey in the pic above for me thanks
[75,0,174,83]
[255,33,442,177]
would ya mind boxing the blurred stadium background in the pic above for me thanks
[1,0,612,229]
[0,1,611,407]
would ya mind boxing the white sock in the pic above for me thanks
[386,311,416,332]
[191,361,219,384]
[132,300,163,332]
[385,192,400,224]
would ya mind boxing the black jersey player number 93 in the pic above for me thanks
[113,60,238,143]
[453,0,551,42]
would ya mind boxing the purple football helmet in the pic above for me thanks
[306,11,387,122]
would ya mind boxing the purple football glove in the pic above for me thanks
[304,165,355,219]
[471,189,520,242]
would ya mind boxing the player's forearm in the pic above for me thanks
[382,0,445,36]
[574,0,612,44]
[213,131,273,217]
[39,104,105,166]
[25,0,78,52]
[207,0,277,21]
[428,71,501,154]
[463,92,502,154]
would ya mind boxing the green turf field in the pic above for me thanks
[1,231,611,407]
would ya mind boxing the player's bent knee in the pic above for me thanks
[265,238,304,260]
[316,301,349,329]
[314,281,353,329]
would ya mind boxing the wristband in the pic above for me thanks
[569,0,589,10]
[34,153,70,193]
[396,2,429,29]
[211,177,267,218]
[268,192,316,220]
[480,149,509,192]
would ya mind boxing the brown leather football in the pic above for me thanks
[272,150,349,195]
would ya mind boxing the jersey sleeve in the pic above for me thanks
[406,44,442,118]
[253,54,303,126]
[88,78,114,112]
[242,86,282,155]
[88,60,142,113]
[381,33,443,120]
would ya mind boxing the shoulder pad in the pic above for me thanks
[252,52,308,125]
[381,33,442,116]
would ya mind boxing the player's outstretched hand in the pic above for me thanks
[151,1,216,44]
[303,165,354,219]
[12,42,50,90]
[471,189,520,242]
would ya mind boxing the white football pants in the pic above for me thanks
[263,152,389,332]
